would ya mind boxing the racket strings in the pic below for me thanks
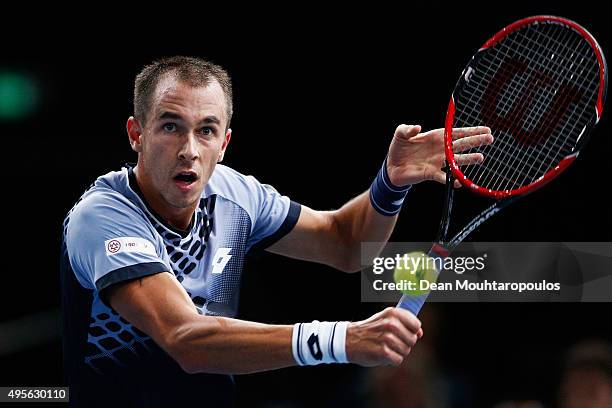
[453,21,600,192]
[465,26,597,190]
[473,29,591,189]
[465,26,596,189]
[483,26,596,190]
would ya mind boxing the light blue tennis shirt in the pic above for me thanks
[60,163,300,399]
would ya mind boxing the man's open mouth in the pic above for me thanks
[173,171,198,184]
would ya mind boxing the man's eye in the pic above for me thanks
[163,123,177,132]
[200,127,213,136]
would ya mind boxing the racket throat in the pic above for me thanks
[435,163,455,244]
[429,243,451,258]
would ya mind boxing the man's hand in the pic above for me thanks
[346,307,424,366]
[386,124,494,187]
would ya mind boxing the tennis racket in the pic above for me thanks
[397,15,607,315]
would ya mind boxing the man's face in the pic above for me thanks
[130,76,231,211]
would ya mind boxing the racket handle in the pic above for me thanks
[396,292,428,315]
[396,244,449,315]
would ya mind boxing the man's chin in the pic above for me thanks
[172,194,202,209]
[166,188,203,209]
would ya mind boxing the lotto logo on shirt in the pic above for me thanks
[104,237,157,257]
[211,247,233,274]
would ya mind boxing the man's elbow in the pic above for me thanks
[164,334,200,374]
[343,262,364,273]
[175,355,199,374]
[329,214,364,273]
[329,239,365,273]
[179,359,200,375]
[162,322,214,374]
[333,249,364,273]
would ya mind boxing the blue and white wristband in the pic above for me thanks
[369,157,411,216]
[292,321,349,366]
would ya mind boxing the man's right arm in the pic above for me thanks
[106,272,423,374]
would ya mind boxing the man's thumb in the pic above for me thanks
[394,124,422,140]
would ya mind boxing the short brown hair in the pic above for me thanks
[133,56,233,128]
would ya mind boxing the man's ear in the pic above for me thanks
[218,128,232,162]
[127,116,144,153]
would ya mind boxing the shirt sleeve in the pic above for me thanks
[243,176,301,252]
[65,191,170,292]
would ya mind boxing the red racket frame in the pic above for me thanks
[444,15,607,199]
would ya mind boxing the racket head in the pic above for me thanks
[445,16,607,199]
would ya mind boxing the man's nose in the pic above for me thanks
[178,132,199,161]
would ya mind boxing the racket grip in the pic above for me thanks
[396,293,428,315]
[395,244,449,315]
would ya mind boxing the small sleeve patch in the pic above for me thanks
[104,237,157,257]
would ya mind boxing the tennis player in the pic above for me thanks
[60,56,492,407]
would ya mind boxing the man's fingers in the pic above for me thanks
[417,328,424,339]
[451,126,491,140]
[383,318,419,348]
[382,344,405,366]
[433,171,462,188]
[455,153,484,166]
[350,308,423,367]
[385,307,421,334]
[452,133,494,152]
[432,171,447,185]
[382,332,413,358]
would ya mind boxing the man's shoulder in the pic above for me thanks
[208,163,252,186]
[207,164,276,201]
[206,164,260,203]
[67,168,143,226]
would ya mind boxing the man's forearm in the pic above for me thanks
[168,309,421,375]
[170,315,295,375]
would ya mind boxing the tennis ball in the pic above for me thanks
[393,251,439,296]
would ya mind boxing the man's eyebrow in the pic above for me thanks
[156,112,220,126]
[158,111,183,121]
[199,116,221,125]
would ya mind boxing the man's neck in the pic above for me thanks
[133,166,196,232]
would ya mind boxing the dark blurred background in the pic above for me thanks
[1,4,611,407]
